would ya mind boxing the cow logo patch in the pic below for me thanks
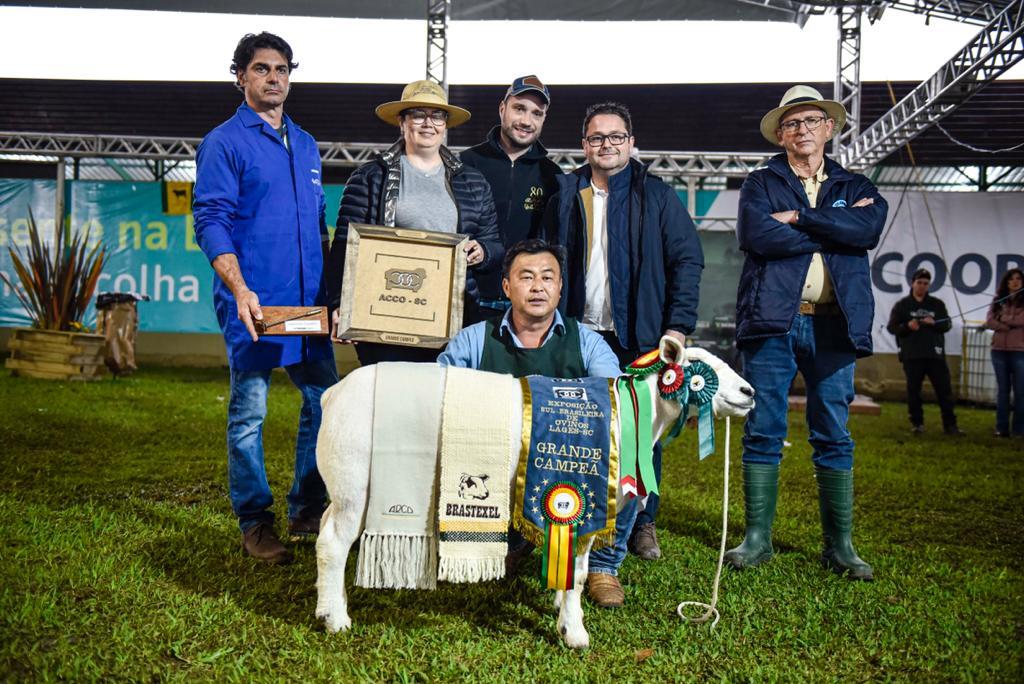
[458,473,490,500]
[832,199,848,208]
[384,268,426,292]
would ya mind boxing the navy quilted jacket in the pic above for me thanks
[735,153,888,357]
[325,140,502,311]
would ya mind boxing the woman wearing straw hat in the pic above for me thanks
[325,80,502,365]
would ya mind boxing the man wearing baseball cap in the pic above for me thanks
[728,85,888,581]
[460,75,563,323]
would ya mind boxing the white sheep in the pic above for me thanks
[314,335,754,649]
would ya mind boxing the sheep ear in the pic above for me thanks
[481,475,489,481]
[658,335,684,365]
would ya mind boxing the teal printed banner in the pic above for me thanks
[0,179,346,333]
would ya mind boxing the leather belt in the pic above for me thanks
[799,301,841,316]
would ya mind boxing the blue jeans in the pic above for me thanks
[991,349,1024,435]
[741,314,857,471]
[227,357,339,532]
[588,490,639,576]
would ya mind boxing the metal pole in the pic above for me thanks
[833,4,862,157]
[55,157,66,238]
[426,0,450,94]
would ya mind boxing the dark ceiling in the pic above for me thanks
[0,0,798,22]
[3,78,1023,167]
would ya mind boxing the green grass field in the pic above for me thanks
[1,367,1021,682]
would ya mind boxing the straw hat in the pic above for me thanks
[759,85,847,146]
[375,80,472,128]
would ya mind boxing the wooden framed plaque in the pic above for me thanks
[255,306,329,336]
[336,223,468,348]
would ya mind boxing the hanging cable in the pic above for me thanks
[934,121,1024,155]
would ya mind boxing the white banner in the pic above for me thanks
[869,191,1023,355]
[698,189,1024,355]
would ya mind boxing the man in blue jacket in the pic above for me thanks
[459,75,563,323]
[542,102,704,608]
[193,32,337,564]
[727,86,888,581]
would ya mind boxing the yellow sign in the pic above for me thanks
[162,182,193,215]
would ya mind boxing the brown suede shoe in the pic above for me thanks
[241,523,293,564]
[587,573,625,608]
[628,522,662,561]
[287,516,320,543]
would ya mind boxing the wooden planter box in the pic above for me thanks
[5,328,107,381]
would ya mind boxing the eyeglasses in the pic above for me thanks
[779,116,828,133]
[405,109,448,125]
[584,133,629,148]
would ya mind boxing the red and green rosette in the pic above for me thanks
[625,349,664,378]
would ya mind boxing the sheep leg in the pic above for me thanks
[557,537,595,649]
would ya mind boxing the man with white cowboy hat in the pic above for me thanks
[326,79,502,365]
[727,85,888,581]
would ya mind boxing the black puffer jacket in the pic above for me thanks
[326,140,502,311]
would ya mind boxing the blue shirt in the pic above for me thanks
[438,310,622,378]
[193,103,334,371]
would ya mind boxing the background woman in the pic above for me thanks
[985,267,1024,437]
[326,80,501,364]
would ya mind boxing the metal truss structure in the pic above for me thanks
[735,1,1011,26]
[0,132,772,186]
[840,0,1024,170]
[833,4,864,156]
[426,0,450,93]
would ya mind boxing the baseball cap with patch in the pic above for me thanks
[505,75,550,105]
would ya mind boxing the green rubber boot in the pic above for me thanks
[815,467,874,581]
[724,463,779,569]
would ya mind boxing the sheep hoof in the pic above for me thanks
[563,628,590,650]
[322,612,352,633]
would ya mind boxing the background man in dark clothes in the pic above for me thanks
[886,268,963,435]
[460,75,563,322]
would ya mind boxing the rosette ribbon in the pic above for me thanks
[685,360,719,460]
[540,482,588,590]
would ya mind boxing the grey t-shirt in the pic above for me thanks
[395,156,458,233]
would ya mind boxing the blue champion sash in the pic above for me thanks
[514,376,619,589]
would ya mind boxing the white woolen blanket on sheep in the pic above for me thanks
[437,367,518,583]
[356,362,443,590]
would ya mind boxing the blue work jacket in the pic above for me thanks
[194,103,334,371]
[735,153,888,357]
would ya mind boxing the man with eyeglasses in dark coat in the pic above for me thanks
[541,101,705,609]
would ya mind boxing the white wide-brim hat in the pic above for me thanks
[759,85,847,146]
[375,79,472,128]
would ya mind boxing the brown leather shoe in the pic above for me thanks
[287,516,320,543]
[241,523,293,564]
[629,522,662,560]
[587,573,625,608]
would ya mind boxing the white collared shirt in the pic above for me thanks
[583,184,615,331]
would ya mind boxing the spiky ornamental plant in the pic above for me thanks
[0,209,107,331]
